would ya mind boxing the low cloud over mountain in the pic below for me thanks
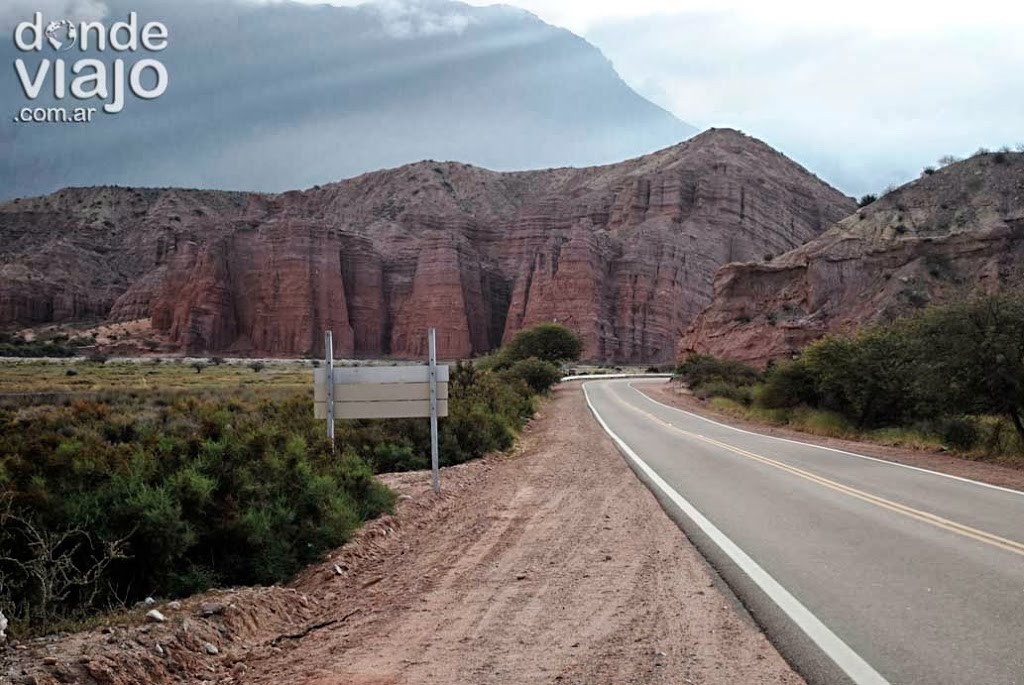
[0,0,695,200]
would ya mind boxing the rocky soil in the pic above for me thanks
[2,384,804,685]
[0,129,854,363]
[682,151,1024,366]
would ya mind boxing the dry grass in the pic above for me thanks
[0,359,311,396]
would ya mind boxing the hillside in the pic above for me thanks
[681,151,1024,366]
[0,129,855,362]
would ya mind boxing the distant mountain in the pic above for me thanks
[682,151,1024,366]
[0,0,696,200]
[0,129,854,362]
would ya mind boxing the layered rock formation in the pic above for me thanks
[0,129,855,361]
[682,151,1024,366]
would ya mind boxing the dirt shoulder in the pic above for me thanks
[3,383,802,685]
[639,381,1024,493]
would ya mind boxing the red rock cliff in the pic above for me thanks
[0,129,855,361]
[681,152,1024,367]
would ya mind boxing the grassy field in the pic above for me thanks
[0,358,312,396]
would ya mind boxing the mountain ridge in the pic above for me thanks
[681,150,1024,366]
[0,129,856,362]
[0,0,696,201]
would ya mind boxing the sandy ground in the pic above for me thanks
[3,383,802,685]
[247,383,801,685]
[640,381,1024,492]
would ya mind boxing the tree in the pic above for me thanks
[504,323,583,365]
[760,359,818,409]
[675,354,760,389]
[801,327,919,427]
[912,297,1024,443]
[857,194,878,208]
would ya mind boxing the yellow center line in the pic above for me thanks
[607,390,1024,558]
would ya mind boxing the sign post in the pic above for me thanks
[314,329,448,492]
[428,327,440,493]
[325,330,335,451]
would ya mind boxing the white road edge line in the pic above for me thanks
[628,381,1024,498]
[582,382,892,685]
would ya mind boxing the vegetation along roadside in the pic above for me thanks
[0,324,583,639]
[676,296,1024,467]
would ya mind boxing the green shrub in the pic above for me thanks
[503,323,583,365]
[800,329,918,428]
[676,354,760,389]
[503,357,562,394]
[0,337,85,358]
[0,393,395,632]
[439,362,535,464]
[366,441,427,473]
[936,416,980,451]
[748,296,1024,452]
[694,380,753,406]
[760,360,818,409]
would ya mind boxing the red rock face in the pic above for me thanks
[682,153,1024,367]
[0,129,854,361]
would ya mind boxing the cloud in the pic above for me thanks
[587,8,1024,195]
[248,0,477,38]
[0,0,108,31]
[370,0,476,38]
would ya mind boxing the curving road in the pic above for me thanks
[584,379,1024,685]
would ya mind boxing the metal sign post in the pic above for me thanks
[325,331,335,451]
[428,327,440,493]
[313,328,448,492]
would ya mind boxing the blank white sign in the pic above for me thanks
[313,365,451,420]
[313,366,450,386]
[314,399,449,420]
[314,382,449,403]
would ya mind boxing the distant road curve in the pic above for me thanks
[583,378,1024,685]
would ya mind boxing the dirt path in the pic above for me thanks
[245,383,802,685]
[639,380,1024,491]
[3,383,802,685]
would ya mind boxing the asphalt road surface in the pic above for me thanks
[584,379,1024,685]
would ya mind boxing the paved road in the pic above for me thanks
[584,379,1024,685]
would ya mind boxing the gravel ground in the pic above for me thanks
[244,383,802,685]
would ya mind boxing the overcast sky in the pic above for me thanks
[309,0,1024,196]
[4,0,1022,197]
